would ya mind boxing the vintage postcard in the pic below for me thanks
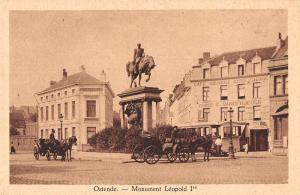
[1,0,300,194]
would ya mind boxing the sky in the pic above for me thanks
[9,10,287,110]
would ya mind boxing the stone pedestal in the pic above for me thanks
[118,86,164,132]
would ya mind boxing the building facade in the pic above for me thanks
[268,36,288,155]
[162,34,287,152]
[36,69,114,150]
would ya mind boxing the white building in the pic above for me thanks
[36,68,114,150]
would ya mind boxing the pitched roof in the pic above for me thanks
[38,71,103,94]
[207,46,276,66]
[273,37,288,59]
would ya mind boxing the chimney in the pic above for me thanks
[100,70,106,81]
[63,69,67,79]
[203,52,210,61]
[50,80,56,86]
[276,32,284,50]
[198,58,204,65]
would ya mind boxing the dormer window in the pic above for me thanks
[46,96,48,100]
[72,89,75,94]
[238,65,245,76]
[51,94,54,98]
[220,66,228,78]
[64,91,67,95]
[58,92,60,97]
[40,97,43,101]
[203,68,209,79]
[253,62,261,74]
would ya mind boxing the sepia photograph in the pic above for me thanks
[0,1,297,193]
[8,9,290,186]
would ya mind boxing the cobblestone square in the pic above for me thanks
[10,151,288,184]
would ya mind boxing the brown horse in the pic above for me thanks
[126,55,156,88]
[190,134,213,162]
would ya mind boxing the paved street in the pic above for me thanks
[10,151,288,184]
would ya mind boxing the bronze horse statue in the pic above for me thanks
[126,55,156,88]
[189,134,213,162]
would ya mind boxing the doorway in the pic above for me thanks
[250,129,268,151]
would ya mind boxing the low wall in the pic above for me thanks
[10,135,37,151]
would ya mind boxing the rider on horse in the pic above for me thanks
[133,43,145,74]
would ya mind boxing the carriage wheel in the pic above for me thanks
[33,147,39,160]
[179,148,190,163]
[166,152,177,163]
[132,146,145,163]
[53,152,58,160]
[46,150,51,161]
[144,145,160,165]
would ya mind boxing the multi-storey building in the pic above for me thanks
[163,34,287,152]
[36,69,114,150]
[268,35,288,155]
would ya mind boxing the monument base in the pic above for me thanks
[118,86,164,132]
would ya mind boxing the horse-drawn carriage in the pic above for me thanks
[131,133,191,164]
[33,136,77,161]
[33,139,57,160]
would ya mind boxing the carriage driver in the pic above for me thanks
[171,126,179,142]
[49,129,56,149]
[133,43,145,74]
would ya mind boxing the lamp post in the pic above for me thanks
[228,107,235,159]
[59,113,64,140]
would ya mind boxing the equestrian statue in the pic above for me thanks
[126,43,156,88]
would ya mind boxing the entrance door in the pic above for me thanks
[250,129,268,151]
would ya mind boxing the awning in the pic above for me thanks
[272,108,288,116]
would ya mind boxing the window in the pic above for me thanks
[253,62,261,74]
[72,101,75,119]
[57,104,61,118]
[238,107,245,121]
[65,128,68,139]
[87,127,96,142]
[232,126,242,136]
[46,96,48,100]
[57,92,60,97]
[220,66,228,78]
[274,76,283,95]
[203,87,209,101]
[86,100,96,117]
[40,97,43,101]
[40,107,44,121]
[40,129,43,139]
[283,75,288,95]
[51,94,54,98]
[72,89,75,94]
[221,107,228,121]
[45,106,49,121]
[51,105,54,120]
[203,68,209,79]
[45,129,49,138]
[253,106,261,120]
[220,85,228,100]
[253,82,260,98]
[203,108,210,122]
[64,102,68,119]
[72,127,76,136]
[238,65,244,76]
[64,91,67,95]
[238,84,245,99]
[58,128,61,140]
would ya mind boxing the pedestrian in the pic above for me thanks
[215,136,222,155]
[244,142,248,154]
